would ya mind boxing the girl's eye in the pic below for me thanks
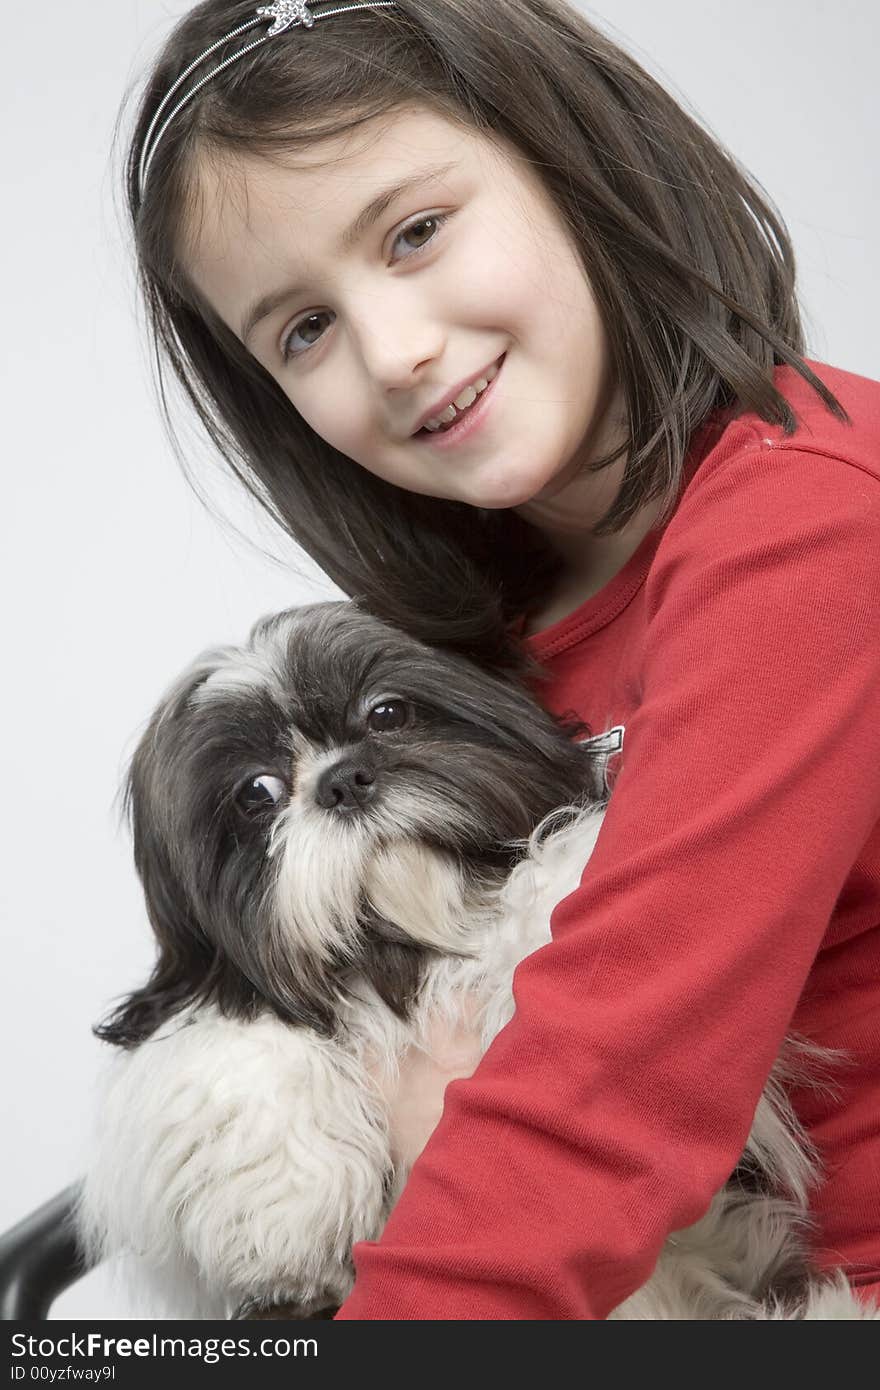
[278,212,449,363]
[393,213,446,258]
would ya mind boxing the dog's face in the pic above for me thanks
[111,602,599,1043]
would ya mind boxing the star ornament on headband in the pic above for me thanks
[137,1,398,199]
[257,1,316,33]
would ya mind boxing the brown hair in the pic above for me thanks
[126,0,848,679]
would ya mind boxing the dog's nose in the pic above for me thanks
[315,759,377,812]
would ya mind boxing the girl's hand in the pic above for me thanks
[366,999,485,1171]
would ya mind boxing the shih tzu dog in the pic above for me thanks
[77,601,874,1320]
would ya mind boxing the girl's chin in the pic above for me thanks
[475,472,565,513]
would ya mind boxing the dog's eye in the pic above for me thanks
[367,700,408,732]
[235,773,287,814]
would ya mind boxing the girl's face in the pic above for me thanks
[184,104,625,514]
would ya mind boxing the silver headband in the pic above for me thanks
[138,1,398,199]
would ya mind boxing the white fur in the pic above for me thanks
[78,1008,391,1318]
[79,802,878,1320]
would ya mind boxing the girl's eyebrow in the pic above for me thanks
[240,159,457,344]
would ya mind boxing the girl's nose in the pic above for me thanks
[350,299,446,390]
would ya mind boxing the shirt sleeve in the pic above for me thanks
[335,445,880,1319]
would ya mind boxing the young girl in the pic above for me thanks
[123,0,880,1318]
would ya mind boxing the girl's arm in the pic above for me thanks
[337,438,880,1320]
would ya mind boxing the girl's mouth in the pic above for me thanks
[413,354,505,450]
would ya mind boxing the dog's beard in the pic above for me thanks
[273,808,475,954]
[267,753,508,966]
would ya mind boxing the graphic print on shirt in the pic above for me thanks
[576,724,624,797]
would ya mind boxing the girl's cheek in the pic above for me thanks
[449,232,514,302]
[281,384,337,448]
[308,388,369,457]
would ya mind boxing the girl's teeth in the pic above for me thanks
[453,383,480,411]
[423,363,498,432]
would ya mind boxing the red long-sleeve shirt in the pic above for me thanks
[335,359,880,1319]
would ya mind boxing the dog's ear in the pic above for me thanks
[96,664,225,1049]
[94,813,219,1049]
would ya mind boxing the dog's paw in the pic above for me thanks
[232,1295,340,1320]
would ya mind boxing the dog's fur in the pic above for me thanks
[78,602,877,1319]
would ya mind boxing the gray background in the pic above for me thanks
[2,1,878,1318]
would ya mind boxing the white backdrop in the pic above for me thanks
[2,1,878,1319]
